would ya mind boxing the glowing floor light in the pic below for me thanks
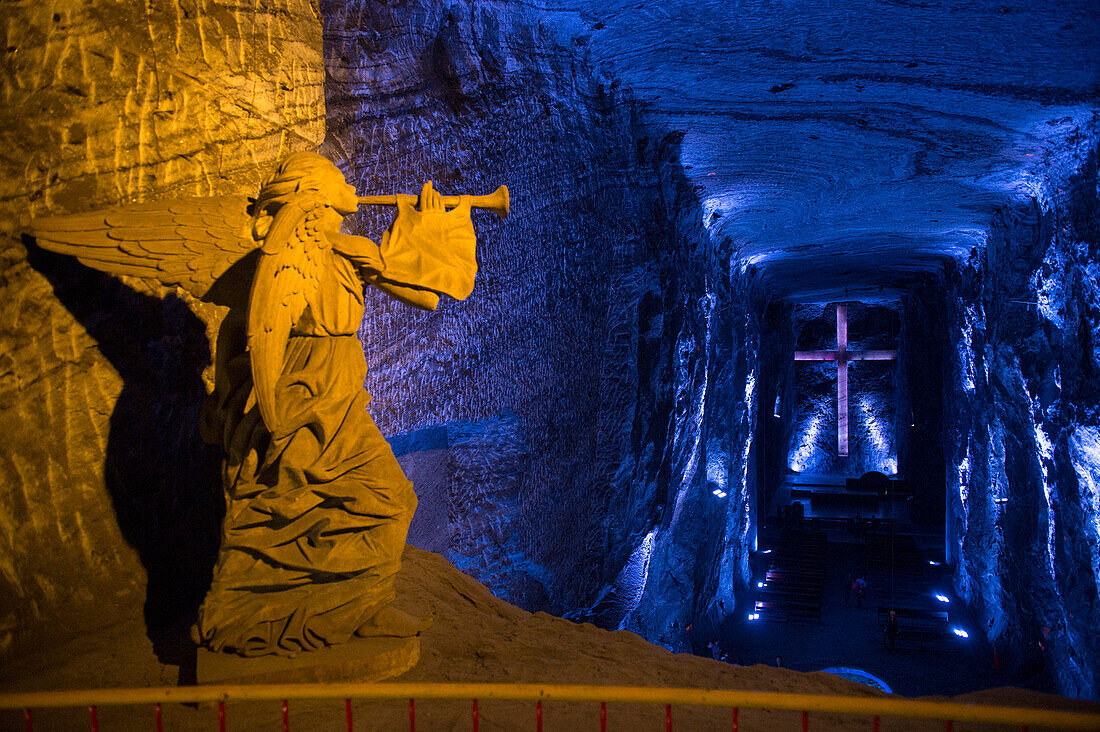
[952,627,969,639]
[757,581,764,588]
[820,667,894,694]
[712,488,728,498]
[934,593,950,603]
[748,613,760,621]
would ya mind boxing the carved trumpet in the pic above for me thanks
[358,184,510,219]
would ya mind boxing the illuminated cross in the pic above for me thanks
[794,304,896,456]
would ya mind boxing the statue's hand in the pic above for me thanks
[387,181,454,245]
[417,180,445,213]
[380,181,477,302]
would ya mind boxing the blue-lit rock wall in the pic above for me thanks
[323,1,656,612]
[322,2,758,647]
[600,137,760,652]
[943,131,1100,699]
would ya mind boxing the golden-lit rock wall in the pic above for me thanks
[0,0,324,656]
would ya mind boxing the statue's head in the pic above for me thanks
[252,152,358,238]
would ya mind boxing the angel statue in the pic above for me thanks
[30,151,509,657]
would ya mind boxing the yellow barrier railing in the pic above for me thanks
[3,682,1098,730]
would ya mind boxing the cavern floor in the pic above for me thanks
[3,547,1093,731]
[718,528,1046,698]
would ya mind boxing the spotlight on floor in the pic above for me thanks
[952,627,969,639]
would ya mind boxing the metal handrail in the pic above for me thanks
[3,683,1099,729]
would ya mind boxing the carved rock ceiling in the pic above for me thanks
[546,0,1098,301]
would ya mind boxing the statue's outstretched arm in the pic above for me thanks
[327,231,384,275]
[327,230,439,310]
[373,277,442,311]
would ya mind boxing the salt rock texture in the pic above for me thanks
[3,546,1096,731]
[0,0,759,671]
[539,0,1099,698]
[320,0,761,652]
[942,143,1100,700]
[322,0,654,615]
[0,0,324,657]
[600,139,760,653]
[2,0,1098,707]
[543,0,1098,301]
[395,413,539,601]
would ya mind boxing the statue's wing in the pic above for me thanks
[246,203,324,433]
[30,196,255,301]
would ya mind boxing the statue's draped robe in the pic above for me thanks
[195,225,415,657]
